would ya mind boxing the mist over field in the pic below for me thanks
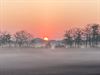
[0,0,100,75]
[0,48,100,75]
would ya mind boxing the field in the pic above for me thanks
[0,47,100,75]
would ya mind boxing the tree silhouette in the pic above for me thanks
[64,23,100,48]
[14,30,33,47]
[0,32,11,47]
[91,24,99,47]
[64,30,73,48]
[74,28,82,48]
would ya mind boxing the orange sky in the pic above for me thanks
[0,0,100,39]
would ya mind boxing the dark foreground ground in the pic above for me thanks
[0,48,100,75]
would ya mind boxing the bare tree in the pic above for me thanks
[90,24,100,47]
[64,29,73,48]
[14,30,33,47]
[64,23,100,48]
[74,28,82,48]
[0,32,11,47]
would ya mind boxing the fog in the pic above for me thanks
[0,48,100,75]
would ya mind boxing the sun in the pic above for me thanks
[44,37,49,41]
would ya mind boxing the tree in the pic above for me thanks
[14,30,33,47]
[0,32,11,47]
[74,28,82,48]
[91,24,99,47]
[84,24,92,47]
[64,30,73,48]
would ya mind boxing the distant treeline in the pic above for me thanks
[0,30,33,47]
[64,23,100,48]
[0,23,100,48]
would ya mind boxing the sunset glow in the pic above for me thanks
[44,37,49,41]
[0,0,100,39]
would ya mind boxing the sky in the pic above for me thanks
[0,0,100,40]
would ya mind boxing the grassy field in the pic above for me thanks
[0,48,100,75]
